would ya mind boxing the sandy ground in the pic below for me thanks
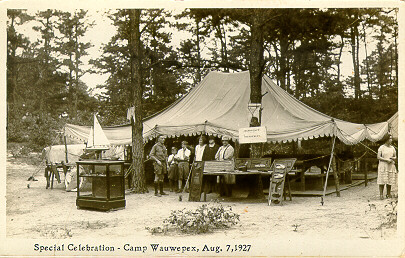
[6,156,398,242]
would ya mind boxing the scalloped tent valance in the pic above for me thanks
[64,71,390,145]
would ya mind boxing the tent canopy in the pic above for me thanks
[64,71,389,145]
[387,112,398,140]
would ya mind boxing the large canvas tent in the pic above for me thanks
[64,71,389,145]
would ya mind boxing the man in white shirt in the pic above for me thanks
[175,141,191,192]
[194,136,206,162]
[215,136,234,161]
[215,136,235,196]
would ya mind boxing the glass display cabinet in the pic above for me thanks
[76,160,125,211]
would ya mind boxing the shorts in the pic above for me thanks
[153,161,167,175]
[178,162,190,180]
[154,173,164,182]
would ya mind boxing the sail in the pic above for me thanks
[86,114,110,149]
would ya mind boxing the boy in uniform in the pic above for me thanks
[149,135,168,197]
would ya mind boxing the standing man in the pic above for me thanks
[175,141,191,192]
[215,136,235,196]
[215,136,234,161]
[149,135,168,197]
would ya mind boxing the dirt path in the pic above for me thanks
[6,159,397,241]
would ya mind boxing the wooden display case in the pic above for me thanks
[76,160,125,211]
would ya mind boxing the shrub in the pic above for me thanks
[380,199,398,229]
[147,202,240,235]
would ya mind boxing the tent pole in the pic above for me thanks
[321,135,337,205]
[332,152,341,197]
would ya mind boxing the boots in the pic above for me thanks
[154,182,161,197]
[160,182,167,195]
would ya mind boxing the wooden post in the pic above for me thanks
[64,135,68,163]
[332,154,340,197]
[235,140,240,159]
[364,159,368,187]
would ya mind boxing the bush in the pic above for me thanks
[380,199,398,229]
[8,110,64,151]
[147,202,240,235]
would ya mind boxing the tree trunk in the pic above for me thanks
[247,11,265,199]
[195,19,201,83]
[216,23,229,72]
[249,12,264,104]
[272,42,281,86]
[8,15,17,106]
[377,29,384,99]
[362,24,371,97]
[350,22,360,99]
[74,22,79,121]
[129,9,147,193]
[394,25,398,87]
[337,34,344,82]
[279,38,289,91]
[355,25,360,98]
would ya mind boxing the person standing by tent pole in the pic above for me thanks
[149,135,168,197]
[377,134,397,200]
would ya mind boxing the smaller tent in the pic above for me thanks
[43,144,86,164]
[42,144,126,164]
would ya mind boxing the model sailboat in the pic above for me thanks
[86,114,110,151]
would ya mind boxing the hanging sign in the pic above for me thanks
[126,106,135,121]
[238,126,267,144]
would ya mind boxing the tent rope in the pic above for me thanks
[335,151,368,164]
[337,127,378,155]
[125,164,134,178]
[298,154,330,163]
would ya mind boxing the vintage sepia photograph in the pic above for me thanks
[2,1,403,257]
